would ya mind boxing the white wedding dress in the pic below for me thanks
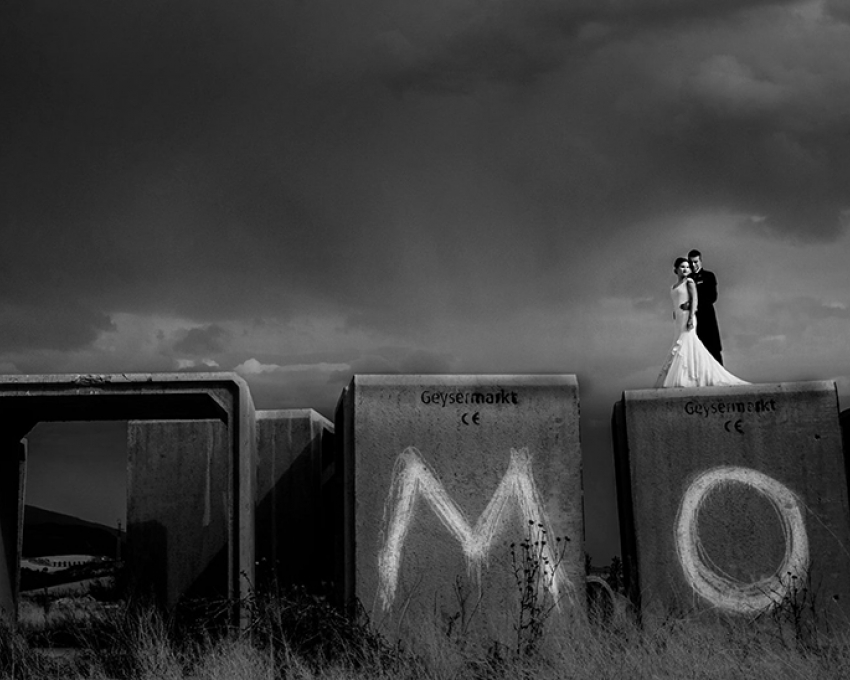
[655,280,749,388]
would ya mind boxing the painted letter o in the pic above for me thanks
[674,466,809,614]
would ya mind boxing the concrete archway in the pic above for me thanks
[0,373,255,624]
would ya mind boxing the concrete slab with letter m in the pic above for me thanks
[337,374,584,642]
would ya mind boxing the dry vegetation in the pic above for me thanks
[5,532,847,679]
[4,584,850,680]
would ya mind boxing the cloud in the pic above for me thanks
[175,358,220,370]
[376,0,800,94]
[234,347,453,381]
[1,0,848,371]
[0,303,115,352]
[825,0,850,24]
[327,347,457,379]
[229,346,459,415]
[378,22,564,95]
[686,54,788,116]
[809,300,850,319]
[608,12,850,242]
[234,358,351,376]
[763,296,850,322]
[2,0,846,344]
[172,324,230,356]
[724,295,850,351]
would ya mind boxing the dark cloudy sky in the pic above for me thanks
[4,0,850,561]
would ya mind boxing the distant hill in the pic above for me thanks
[23,505,124,558]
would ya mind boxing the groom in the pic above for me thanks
[688,249,724,365]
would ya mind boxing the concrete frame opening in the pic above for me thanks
[0,374,256,625]
[20,421,128,616]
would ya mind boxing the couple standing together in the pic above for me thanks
[655,249,748,388]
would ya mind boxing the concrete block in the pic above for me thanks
[613,381,850,622]
[0,440,25,618]
[338,375,584,639]
[0,373,256,623]
[255,409,333,592]
[842,408,850,481]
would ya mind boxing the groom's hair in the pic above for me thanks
[687,249,702,259]
[674,257,689,269]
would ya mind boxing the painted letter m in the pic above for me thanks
[376,446,572,611]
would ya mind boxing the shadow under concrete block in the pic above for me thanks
[254,409,333,593]
[127,419,231,609]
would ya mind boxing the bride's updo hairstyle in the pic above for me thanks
[673,257,688,271]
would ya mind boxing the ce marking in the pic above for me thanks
[461,412,481,426]
[724,419,744,435]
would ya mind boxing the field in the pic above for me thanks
[4,583,850,680]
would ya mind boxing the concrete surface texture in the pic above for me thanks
[0,373,256,622]
[613,381,850,622]
[338,375,584,641]
[255,409,333,592]
[842,408,849,478]
[0,440,25,618]
[127,419,230,608]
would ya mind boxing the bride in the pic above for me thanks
[655,257,748,388]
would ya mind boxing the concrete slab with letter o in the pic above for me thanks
[613,381,850,623]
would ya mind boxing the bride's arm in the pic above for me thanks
[687,279,698,329]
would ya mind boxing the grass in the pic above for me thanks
[5,586,850,680]
[4,533,847,679]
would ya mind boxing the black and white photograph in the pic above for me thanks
[2,0,850,677]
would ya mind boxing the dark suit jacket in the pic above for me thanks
[690,268,722,355]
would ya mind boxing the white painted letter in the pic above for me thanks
[377,446,573,612]
[675,466,809,614]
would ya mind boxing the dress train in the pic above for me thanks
[655,281,748,388]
